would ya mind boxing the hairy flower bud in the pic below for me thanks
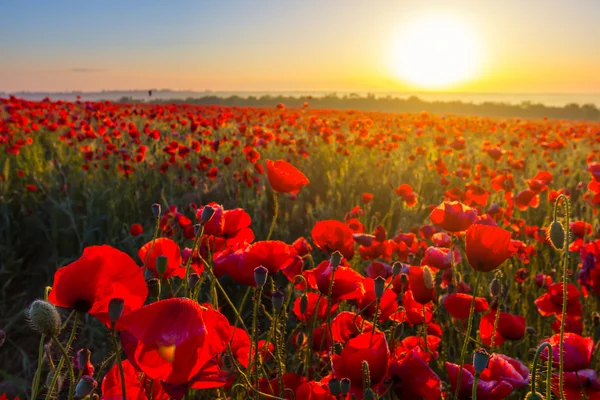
[151,203,161,218]
[374,276,386,299]
[254,266,268,287]
[473,348,490,375]
[328,378,341,396]
[300,294,309,315]
[363,388,376,400]
[422,266,434,290]
[75,376,98,398]
[272,290,285,312]
[147,278,161,298]
[75,348,94,376]
[547,220,565,250]
[108,298,124,324]
[200,206,215,225]
[330,251,343,270]
[155,256,168,279]
[27,300,61,336]
[340,378,351,395]
[489,278,501,298]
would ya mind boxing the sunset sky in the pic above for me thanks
[1,0,599,93]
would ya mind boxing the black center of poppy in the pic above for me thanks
[73,298,92,313]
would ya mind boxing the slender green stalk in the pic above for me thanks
[555,194,570,400]
[183,224,203,296]
[326,266,337,353]
[530,342,552,398]
[305,294,323,378]
[371,297,381,339]
[45,313,79,400]
[454,270,482,400]
[31,334,45,399]
[272,310,285,397]
[111,328,127,400]
[248,287,263,386]
[422,304,429,354]
[144,210,162,267]
[50,335,76,400]
[266,191,279,241]
[490,300,501,352]
[472,374,480,400]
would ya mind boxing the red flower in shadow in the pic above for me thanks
[312,220,355,260]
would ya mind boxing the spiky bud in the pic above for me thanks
[27,300,61,336]
[330,251,343,270]
[547,220,565,250]
[108,298,124,324]
[193,224,202,236]
[272,290,285,312]
[200,206,215,225]
[45,370,64,394]
[151,203,161,218]
[254,266,268,287]
[340,378,351,395]
[75,376,98,398]
[473,348,490,375]
[328,378,341,396]
[374,276,386,299]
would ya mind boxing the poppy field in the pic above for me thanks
[3,95,600,399]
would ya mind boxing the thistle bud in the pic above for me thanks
[374,276,386,299]
[254,266,268,287]
[330,251,343,270]
[328,378,341,396]
[340,378,351,395]
[108,298,124,324]
[188,273,200,291]
[300,294,309,315]
[200,206,215,225]
[75,348,94,376]
[547,220,565,250]
[392,262,402,277]
[272,290,285,312]
[363,388,376,400]
[489,278,501,298]
[75,376,98,398]
[156,256,169,279]
[473,348,490,375]
[151,203,161,218]
[27,300,61,336]
[147,278,161,298]
[0,329,5,347]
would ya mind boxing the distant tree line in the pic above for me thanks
[117,93,600,120]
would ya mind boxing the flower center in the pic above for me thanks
[157,344,176,363]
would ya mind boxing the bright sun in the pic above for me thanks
[390,13,482,90]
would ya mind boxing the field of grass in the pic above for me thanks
[1,96,600,399]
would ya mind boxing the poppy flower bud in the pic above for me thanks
[75,348,94,376]
[188,273,200,291]
[155,256,169,279]
[200,206,215,225]
[108,298,124,324]
[27,300,61,336]
[328,378,341,396]
[75,376,98,399]
[362,360,371,390]
[524,393,544,400]
[526,326,537,335]
[0,329,5,348]
[330,251,343,270]
[254,266,268,287]
[340,378,351,395]
[400,273,408,285]
[147,278,161,298]
[272,290,285,312]
[547,220,565,250]
[193,224,202,236]
[300,294,309,314]
[392,262,402,277]
[151,203,161,218]
[489,278,501,298]
[363,389,376,400]
[374,276,386,299]
[407,253,415,264]
[473,348,490,375]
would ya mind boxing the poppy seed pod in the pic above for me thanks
[392,261,402,277]
[108,298,125,324]
[27,300,61,336]
[200,206,215,225]
[374,276,386,299]
[272,290,285,312]
[330,251,343,270]
[75,376,98,398]
[473,348,491,375]
[328,378,341,396]
[155,256,169,278]
[0,329,5,348]
[151,203,161,218]
[147,278,161,298]
[547,220,565,250]
[340,378,351,395]
[193,223,202,237]
[254,266,268,287]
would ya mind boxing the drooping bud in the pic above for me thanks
[300,294,309,315]
[75,376,98,398]
[340,378,351,395]
[330,251,343,270]
[254,266,268,287]
[151,203,161,218]
[27,300,61,336]
[200,206,215,225]
[108,298,125,324]
[272,290,285,312]
[392,262,402,277]
[422,266,434,290]
[155,256,168,279]
[295,332,307,348]
[147,278,161,298]
[473,348,490,375]
[328,378,341,396]
[0,329,5,347]
[489,278,501,298]
[374,276,386,299]
[547,220,565,250]
[75,348,94,376]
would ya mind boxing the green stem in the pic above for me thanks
[490,298,501,352]
[326,266,337,353]
[556,194,570,400]
[111,329,127,400]
[183,224,203,296]
[45,313,79,400]
[144,212,162,267]
[31,334,45,399]
[371,297,381,339]
[266,191,279,240]
[472,374,480,400]
[248,287,263,386]
[454,270,482,400]
[50,335,76,400]
[530,342,552,397]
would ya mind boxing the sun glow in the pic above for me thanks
[389,13,483,89]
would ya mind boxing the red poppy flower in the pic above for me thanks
[551,369,600,400]
[293,292,337,323]
[388,348,442,400]
[292,237,312,257]
[394,335,441,363]
[535,283,582,318]
[540,333,593,372]
[513,189,540,211]
[130,223,143,236]
[331,311,374,343]
[551,315,583,335]
[479,308,526,346]
[311,220,355,260]
[408,266,435,305]
[311,260,365,301]
[466,224,517,272]
[429,201,477,232]
[444,293,488,319]
[362,192,373,204]
[228,327,251,368]
[49,245,147,327]
[446,354,529,400]
[101,359,169,400]
[331,332,389,398]
[402,290,434,325]
[295,380,338,400]
[138,238,184,280]
[421,246,461,270]
[266,159,309,194]
[118,298,231,386]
